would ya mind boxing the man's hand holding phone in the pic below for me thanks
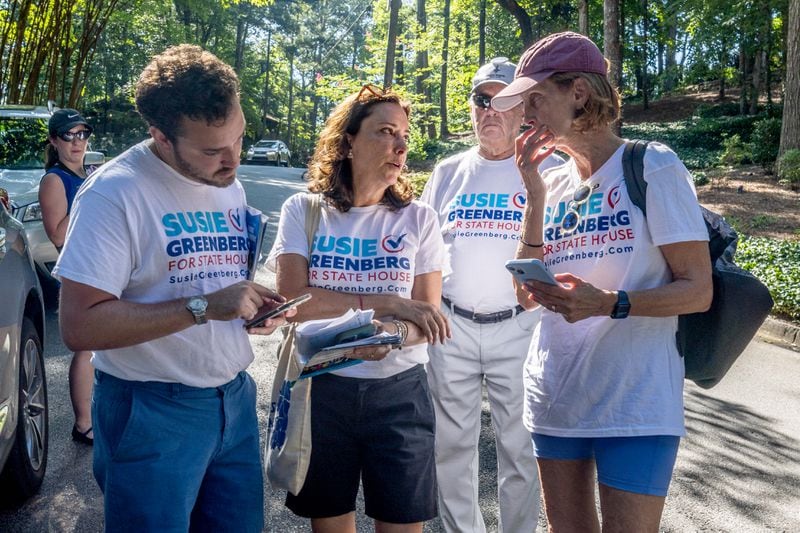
[244,293,312,329]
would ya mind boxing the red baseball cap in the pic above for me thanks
[492,32,607,112]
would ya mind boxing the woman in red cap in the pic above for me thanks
[39,108,96,445]
[492,32,713,531]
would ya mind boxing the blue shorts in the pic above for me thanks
[286,365,438,523]
[531,433,680,497]
[92,370,263,532]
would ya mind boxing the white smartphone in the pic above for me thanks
[504,259,558,285]
[244,293,312,328]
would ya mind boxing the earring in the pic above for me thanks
[347,150,353,159]
[402,164,409,172]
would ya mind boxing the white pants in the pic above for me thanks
[427,305,541,533]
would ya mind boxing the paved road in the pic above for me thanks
[2,164,799,531]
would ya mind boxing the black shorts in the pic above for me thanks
[285,365,438,523]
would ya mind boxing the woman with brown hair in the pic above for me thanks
[268,85,449,532]
[39,108,96,445]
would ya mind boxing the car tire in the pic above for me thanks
[0,318,48,505]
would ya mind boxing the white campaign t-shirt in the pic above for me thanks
[54,141,255,387]
[421,147,565,312]
[523,142,708,438]
[267,193,445,379]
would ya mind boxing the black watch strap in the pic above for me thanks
[610,290,630,319]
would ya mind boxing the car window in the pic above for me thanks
[255,141,278,148]
[0,117,48,170]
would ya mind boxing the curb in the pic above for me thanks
[757,316,800,353]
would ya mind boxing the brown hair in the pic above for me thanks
[307,86,413,212]
[551,66,620,133]
[44,143,59,170]
[135,44,240,141]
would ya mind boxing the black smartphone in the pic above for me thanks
[244,293,312,328]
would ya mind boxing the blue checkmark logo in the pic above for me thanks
[382,233,407,253]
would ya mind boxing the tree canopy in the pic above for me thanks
[1,0,797,160]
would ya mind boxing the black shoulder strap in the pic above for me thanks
[622,140,650,217]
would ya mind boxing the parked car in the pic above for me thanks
[0,104,103,292]
[245,139,291,166]
[0,199,48,504]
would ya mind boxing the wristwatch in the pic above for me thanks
[186,296,209,325]
[610,290,630,319]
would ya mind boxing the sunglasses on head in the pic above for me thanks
[471,93,493,110]
[357,83,388,100]
[58,130,92,142]
[561,184,593,235]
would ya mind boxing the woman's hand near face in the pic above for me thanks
[515,123,556,196]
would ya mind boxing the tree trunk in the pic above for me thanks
[641,0,648,110]
[779,0,800,157]
[415,0,436,139]
[578,0,589,35]
[384,0,401,88]
[664,7,678,92]
[479,0,486,64]
[604,0,622,134]
[493,0,534,47]
[440,0,451,138]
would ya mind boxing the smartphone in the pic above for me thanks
[244,293,312,328]
[504,258,558,285]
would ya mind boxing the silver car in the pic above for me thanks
[0,105,103,292]
[0,199,48,504]
[245,139,291,166]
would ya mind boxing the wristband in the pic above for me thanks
[520,238,544,248]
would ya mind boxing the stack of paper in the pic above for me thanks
[294,309,403,379]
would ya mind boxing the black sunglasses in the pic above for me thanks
[58,130,92,142]
[471,93,493,110]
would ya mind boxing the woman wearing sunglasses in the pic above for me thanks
[268,85,449,532]
[39,108,96,445]
[491,33,713,531]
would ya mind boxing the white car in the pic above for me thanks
[245,139,291,166]
[0,104,103,294]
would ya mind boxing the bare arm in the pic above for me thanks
[275,253,449,344]
[513,124,554,309]
[59,278,288,351]
[38,173,69,247]
[522,240,713,323]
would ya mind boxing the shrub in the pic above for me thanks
[694,102,741,118]
[718,134,750,165]
[736,236,800,321]
[749,117,782,167]
[777,149,800,186]
[692,170,709,186]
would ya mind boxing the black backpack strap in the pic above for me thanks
[622,140,650,216]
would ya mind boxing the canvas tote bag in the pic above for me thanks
[265,193,321,495]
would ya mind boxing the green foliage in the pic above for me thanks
[736,237,800,321]
[623,113,771,170]
[694,102,741,118]
[692,170,709,186]
[777,149,800,185]
[749,118,782,167]
[718,134,750,166]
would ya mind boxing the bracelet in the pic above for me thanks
[520,237,544,248]
[392,319,408,347]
